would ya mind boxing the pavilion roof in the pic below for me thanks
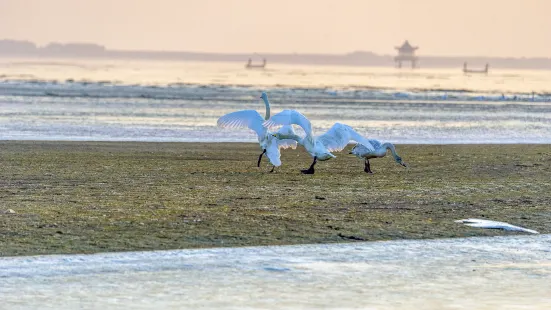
[395,40,418,51]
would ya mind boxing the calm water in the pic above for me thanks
[1,58,550,143]
[1,235,550,309]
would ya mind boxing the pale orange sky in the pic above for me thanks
[0,0,549,57]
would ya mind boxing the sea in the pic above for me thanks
[1,57,551,144]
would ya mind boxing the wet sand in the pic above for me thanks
[0,141,550,256]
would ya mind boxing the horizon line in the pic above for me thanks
[1,38,550,60]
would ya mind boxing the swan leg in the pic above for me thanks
[364,159,374,174]
[269,165,275,173]
[257,149,266,167]
[301,157,317,174]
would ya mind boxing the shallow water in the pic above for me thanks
[1,58,551,143]
[1,235,550,309]
[2,58,551,94]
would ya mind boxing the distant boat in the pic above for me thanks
[245,55,266,69]
[463,62,489,74]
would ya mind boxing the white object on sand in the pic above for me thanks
[455,218,539,234]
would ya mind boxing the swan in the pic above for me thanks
[265,109,377,174]
[217,92,297,172]
[349,141,407,174]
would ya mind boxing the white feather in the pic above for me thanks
[275,125,298,150]
[217,110,266,137]
[217,94,297,168]
[266,110,380,172]
[263,109,313,136]
[264,138,282,167]
[455,218,539,234]
[317,123,376,153]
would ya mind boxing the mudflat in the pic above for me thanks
[1,141,549,257]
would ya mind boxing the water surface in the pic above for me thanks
[1,235,550,309]
[1,58,550,143]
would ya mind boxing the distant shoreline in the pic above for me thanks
[2,39,551,70]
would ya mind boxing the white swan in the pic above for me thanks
[349,141,407,174]
[217,92,297,172]
[265,109,377,174]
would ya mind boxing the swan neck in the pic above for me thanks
[281,133,303,144]
[383,143,399,159]
[262,97,271,120]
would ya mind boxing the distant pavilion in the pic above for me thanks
[394,40,418,68]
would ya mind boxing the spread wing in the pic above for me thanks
[263,109,313,137]
[316,123,375,153]
[276,125,298,149]
[265,138,282,167]
[217,110,265,137]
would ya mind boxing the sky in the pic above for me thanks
[0,0,549,57]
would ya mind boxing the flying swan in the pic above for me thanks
[265,109,380,174]
[349,141,407,173]
[217,92,297,172]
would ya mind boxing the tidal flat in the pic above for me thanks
[0,141,550,257]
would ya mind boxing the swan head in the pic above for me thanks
[260,92,268,100]
[395,156,408,168]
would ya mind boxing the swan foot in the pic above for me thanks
[257,149,267,167]
[269,166,275,173]
[364,159,374,174]
[301,157,317,174]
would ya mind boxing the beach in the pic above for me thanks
[1,141,549,257]
[1,58,551,308]
[3,3,551,308]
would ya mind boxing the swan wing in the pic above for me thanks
[263,109,313,136]
[265,138,282,167]
[367,139,382,149]
[276,125,298,149]
[217,110,265,137]
[351,139,381,154]
[316,123,375,153]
